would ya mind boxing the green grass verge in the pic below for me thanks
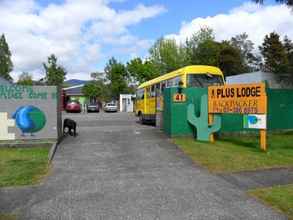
[173,133,293,173]
[249,184,293,220]
[0,147,50,187]
[0,214,17,220]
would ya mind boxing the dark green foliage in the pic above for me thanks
[259,32,288,73]
[185,27,216,65]
[105,57,129,99]
[82,81,103,101]
[284,36,293,74]
[126,58,160,84]
[219,42,245,76]
[147,28,248,78]
[193,40,221,66]
[17,72,33,86]
[230,33,261,72]
[149,38,186,75]
[43,54,66,86]
[82,80,111,102]
[0,34,13,81]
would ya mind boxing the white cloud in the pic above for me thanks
[167,3,293,48]
[0,0,165,80]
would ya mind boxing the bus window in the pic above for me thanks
[156,83,160,90]
[173,76,181,87]
[150,85,156,97]
[161,82,166,92]
[155,84,161,96]
[187,74,224,88]
[167,79,173,88]
[136,88,144,100]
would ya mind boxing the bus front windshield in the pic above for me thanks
[187,73,223,88]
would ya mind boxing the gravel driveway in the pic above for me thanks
[0,112,286,220]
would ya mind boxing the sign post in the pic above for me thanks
[208,83,267,151]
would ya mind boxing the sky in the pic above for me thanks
[1,0,292,81]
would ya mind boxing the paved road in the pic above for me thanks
[0,113,286,220]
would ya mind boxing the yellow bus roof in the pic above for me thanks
[138,65,223,89]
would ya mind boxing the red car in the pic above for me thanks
[65,101,81,113]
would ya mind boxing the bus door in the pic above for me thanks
[145,86,156,115]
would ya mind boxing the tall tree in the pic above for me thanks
[254,0,293,5]
[149,38,185,75]
[193,40,221,66]
[104,57,128,99]
[185,27,215,65]
[82,81,103,102]
[127,58,159,84]
[230,33,260,71]
[219,42,244,76]
[259,32,288,73]
[17,72,33,85]
[283,36,293,74]
[43,54,66,86]
[0,34,13,81]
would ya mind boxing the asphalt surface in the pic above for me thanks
[0,112,287,220]
[219,167,293,191]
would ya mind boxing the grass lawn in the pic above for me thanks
[0,214,17,220]
[0,147,50,187]
[173,133,293,173]
[249,184,293,220]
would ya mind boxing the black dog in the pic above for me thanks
[63,118,77,137]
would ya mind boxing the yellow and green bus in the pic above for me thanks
[135,65,225,124]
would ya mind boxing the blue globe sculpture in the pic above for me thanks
[12,106,46,136]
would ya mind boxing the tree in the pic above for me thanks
[0,34,13,81]
[185,27,215,65]
[219,42,244,76]
[283,36,293,73]
[230,33,261,71]
[17,72,33,85]
[127,58,159,84]
[253,0,293,6]
[104,57,129,99]
[259,32,288,73]
[90,72,106,82]
[82,81,103,102]
[149,38,185,75]
[193,40,221,66]
[43,54,67,86]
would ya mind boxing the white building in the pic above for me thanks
[119,94,135,112]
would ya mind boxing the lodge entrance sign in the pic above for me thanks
[208,83,268,151]
[208,83,266,114]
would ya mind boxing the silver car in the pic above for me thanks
[104,103,118,112]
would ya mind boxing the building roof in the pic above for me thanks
[63,84,84,96]
[226,71,293,89]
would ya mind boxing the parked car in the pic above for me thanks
[87,102,100,113]
[104,102,118,112]
[65,101,81,113]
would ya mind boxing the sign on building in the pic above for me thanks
[0,85,61,141]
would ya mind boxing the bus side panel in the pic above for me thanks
[145,96,156,114]
[147,97,156,115]
[135,99,144,115]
